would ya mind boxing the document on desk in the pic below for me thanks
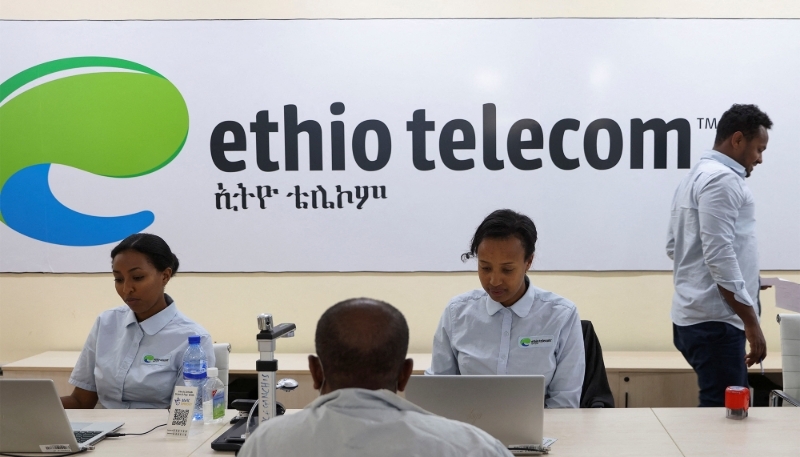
[508,437,557,455]
[761,277,800,313]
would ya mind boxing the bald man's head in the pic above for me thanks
[314,298,410,391]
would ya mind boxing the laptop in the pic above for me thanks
[405,375,551,453]
[0,379,124,453]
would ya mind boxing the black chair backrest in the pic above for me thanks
[580,320,615,408]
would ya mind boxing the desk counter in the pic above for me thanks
[653,407,800,457]
[543,408,683,457]
[194,407,800,457]
[51,406,800,457]
[62,409,235,457]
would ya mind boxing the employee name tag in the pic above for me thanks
[519,335,554,348]
[167,386,197,438]
[142,354,171,366]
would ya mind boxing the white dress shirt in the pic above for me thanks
[667,150,760,330]
[238,388,512,457]
[69,296,215,409]
[426,281,585,408]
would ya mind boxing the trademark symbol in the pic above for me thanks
[697,117,717,129]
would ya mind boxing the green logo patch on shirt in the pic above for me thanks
[142,354,171,365]
[519,336,554,348]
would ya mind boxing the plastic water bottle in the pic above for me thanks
[203,367,226,424]
[183,335,207,421]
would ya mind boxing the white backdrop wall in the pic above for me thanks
[1,1,799,367]
[1,19,798,272]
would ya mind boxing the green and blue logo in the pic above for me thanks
[143,354,170,364]
[0,57,189,246]
[519,336,554,348]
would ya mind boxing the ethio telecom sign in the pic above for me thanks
[0,57,188,246]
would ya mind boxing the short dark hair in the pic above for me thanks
[714,104,773,144]
[110,233,179,274]
[314,298,409,388]
[462,209,537,262]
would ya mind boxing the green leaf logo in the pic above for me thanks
[0,57,189,246]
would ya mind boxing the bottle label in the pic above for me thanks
[203,398,213,421]
[212,388,225,419]
[183,370,207,380]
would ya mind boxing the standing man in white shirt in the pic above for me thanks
[238,298,512,457]
[667,104,772,407]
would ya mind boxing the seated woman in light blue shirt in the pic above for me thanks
[60,233,214,409]
[426,209,585,408]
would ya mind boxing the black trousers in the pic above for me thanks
[673,322,748,407]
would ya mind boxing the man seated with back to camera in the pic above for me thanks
[238,297,512,457]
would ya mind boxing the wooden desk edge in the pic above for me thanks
[4,351,784,373]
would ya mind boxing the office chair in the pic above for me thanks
[213,343,232,407]
[770,314,800,407]
[580,320,615,408]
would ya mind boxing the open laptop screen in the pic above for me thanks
[0,379,122,453]
[404,375,545,446]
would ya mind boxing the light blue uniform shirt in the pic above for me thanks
[69,296,215,409]
[426,282,585,408]
[238,389,513,457]
[667,150,760,330]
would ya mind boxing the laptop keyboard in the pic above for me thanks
[74,430,102,443]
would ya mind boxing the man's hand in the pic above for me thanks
[717,285,767,366]
[743,323,767,367]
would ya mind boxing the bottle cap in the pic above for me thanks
[188,335,201,344]
[207,367,219,378]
